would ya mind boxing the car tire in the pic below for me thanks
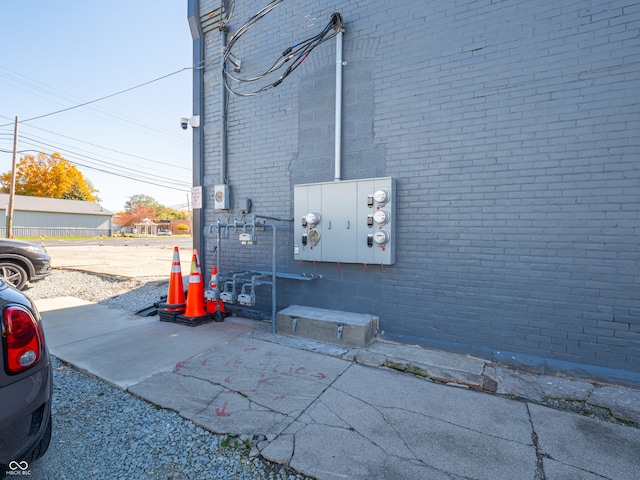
[0,261,28,290]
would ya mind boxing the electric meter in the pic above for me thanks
[373,209,390,225]
[373,189,390,204]
[373,229,390,245]
[305,211,321,227]
[307,229,321,245]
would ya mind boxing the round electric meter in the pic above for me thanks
[373,209,390,225]
[307,228,321,246]
[305,211,321,227]
[373,229,390,245]
[373,189,390,204]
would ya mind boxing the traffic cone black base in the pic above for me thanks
[176,312,213,327]
[158,310,179,323]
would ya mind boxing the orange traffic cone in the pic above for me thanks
[158,247,185,323]
[182,253,206,318]
[209,266,218,290]
[165,247,185,312]
[206,266,219,315]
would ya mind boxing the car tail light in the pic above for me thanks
[2,305,44,374]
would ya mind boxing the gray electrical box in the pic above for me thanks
[214,184,229,210]
[294,177,395,265]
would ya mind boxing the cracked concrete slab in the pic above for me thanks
[191,392,295,436]
[127,371,226,420]
[38,297,640,480]
[542,458,605,480]
[491,366,594,402]
[529,403,640,480]
[364,341,487,388]
[274,365,536,480]
[331,365,533,445]
[588,386,640,425]
[171,336,351,417]
[39,299,254,389]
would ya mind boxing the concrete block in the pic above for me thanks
[277,305,378,347]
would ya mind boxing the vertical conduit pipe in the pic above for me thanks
[220,5,228,185]
[268,223,277,334]
[334,30,343,181]
[254,215,293,334]
[188,0,206,263]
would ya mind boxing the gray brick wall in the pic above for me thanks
[197,0,640,384]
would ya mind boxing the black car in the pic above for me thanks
[0,281,53,477]
[0,239,51,290]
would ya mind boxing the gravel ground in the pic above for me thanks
[24,271,312,480]
[24,269,170,313]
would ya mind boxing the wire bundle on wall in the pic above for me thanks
[222,1,343,97]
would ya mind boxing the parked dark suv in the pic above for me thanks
[0,239,51,290]
[0,281,52,477]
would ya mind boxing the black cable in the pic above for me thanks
[223,11,343,97]
[0,68,191,128]
[16,135,189,187]
[5,149,190,193]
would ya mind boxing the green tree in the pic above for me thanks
[124,194,159,212]
[124,194,188,220]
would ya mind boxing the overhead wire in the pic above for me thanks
[0,67,192,128]
[16,133,190,187]
[0,119,191,194]
[0,63,194,197]
[7,147,190,193]
[222,4,343,97]
[0,68,190,144]
[4,120,189,172]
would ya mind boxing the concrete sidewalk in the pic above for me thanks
[37,297,640,480]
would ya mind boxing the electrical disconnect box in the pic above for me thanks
[294,177,395,264]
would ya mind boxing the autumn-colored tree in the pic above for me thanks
[123,193,188,220]
[0,152,99,201]
[114,204,158,228]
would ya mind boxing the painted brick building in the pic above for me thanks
[187,0,640,386]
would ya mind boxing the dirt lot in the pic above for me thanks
[44,238,193,280]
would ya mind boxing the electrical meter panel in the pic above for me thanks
[294,177,395,265]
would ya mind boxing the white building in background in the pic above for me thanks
[0,194,113,237]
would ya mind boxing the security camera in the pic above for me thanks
[180,117,189,130]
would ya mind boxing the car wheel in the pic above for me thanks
[0,261,28,290]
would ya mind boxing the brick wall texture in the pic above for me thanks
[196,0,640,383]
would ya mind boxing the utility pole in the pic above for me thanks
[6,116,18,238]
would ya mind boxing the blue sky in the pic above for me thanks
[0,1,194,212]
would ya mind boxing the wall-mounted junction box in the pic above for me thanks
[214,184,229,210]
[294,177,395,265]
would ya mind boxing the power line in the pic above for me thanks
[13,126,190,176]
[6,149,190,193]
[0,67,193,128]
[16,135,190,186]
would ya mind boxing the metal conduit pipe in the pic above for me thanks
[256,221,277,333]
[334,29,344,181]
[253,215,293,334]
[210,216,291,333]
[187,0,206,262]
[220,5,228,185]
